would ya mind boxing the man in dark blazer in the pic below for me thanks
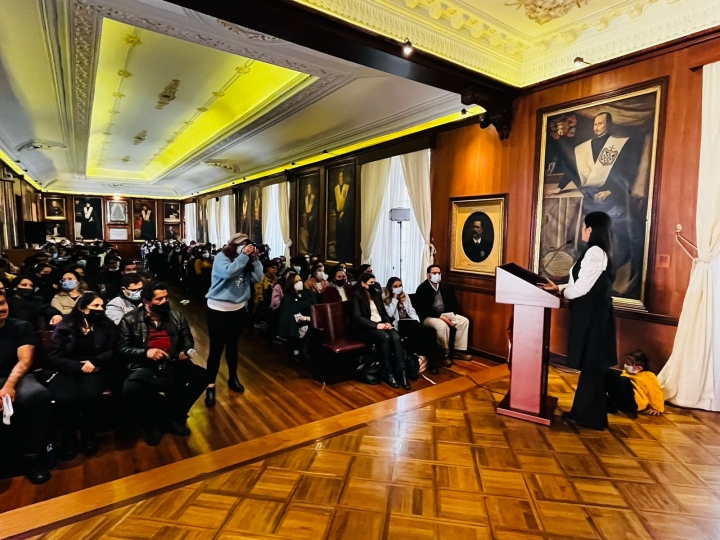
[414,265,471,362]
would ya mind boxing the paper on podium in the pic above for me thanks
[495,263,560,309]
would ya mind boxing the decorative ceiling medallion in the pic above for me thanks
[133,130,147,145]
[156,79,181,110]
[117,69,132,78]
[506,0,589,24]
[205,159,241,173]
[123,33,142,46]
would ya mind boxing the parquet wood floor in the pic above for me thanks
[0,292,487,514]
[24,367,720,540]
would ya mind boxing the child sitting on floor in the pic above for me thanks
[605,350,665,417]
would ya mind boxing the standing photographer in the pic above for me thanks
[204,233,263,407]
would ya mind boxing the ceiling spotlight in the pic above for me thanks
[291,162,296,166]
[402,39,413,57]
[573,56,592,68]
[461,108,467,115]
[323,150,328,154]
[478,113,491,130]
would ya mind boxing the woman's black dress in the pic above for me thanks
[566,250,618,430]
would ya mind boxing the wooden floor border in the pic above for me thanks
[1,376,481,539]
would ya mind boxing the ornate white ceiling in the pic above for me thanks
[292,0,720,86]
[0,0,462,197]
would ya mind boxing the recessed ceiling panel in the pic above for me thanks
[86,18,312,182]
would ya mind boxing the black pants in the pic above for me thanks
[571,363,608,430]
[46,372,105,439]
[206,307,246,383]
[122,362,209,431]
[604,370,638,414]
[0,374,51,455]
[358,327,406,376]
[398,319,437,360]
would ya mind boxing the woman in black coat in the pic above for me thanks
[539,211,617,430]
[278,272,317,361]
[7,275,62,330]
[46,291,118,458]
[351,273,409,390]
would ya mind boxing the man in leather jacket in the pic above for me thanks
[118,280,208,445]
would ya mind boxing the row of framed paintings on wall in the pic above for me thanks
[41,196,183,243]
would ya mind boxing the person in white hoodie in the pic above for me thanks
[204,233,263,407]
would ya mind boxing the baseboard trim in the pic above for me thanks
[469,347,507,365]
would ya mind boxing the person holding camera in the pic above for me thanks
[118,281,208,446]
[204,233,263,407]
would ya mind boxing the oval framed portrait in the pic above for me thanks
[449,194,507,277]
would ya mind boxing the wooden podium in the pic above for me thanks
[495,263,561,426]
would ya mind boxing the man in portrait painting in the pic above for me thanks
[304,182,318,255]
[334,171,353,262]
[462,217,493,263]
[548,110,646,298]
[48,200,64,218]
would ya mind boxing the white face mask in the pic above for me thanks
[294,281,304,292]
[624,364,641,374]
[316,271,327,280]
[392,287,403,295]
[293,266,302,273]
[430,273,441,284]
[202,253,210,259]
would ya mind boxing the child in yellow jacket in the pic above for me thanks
[606,350,665,416]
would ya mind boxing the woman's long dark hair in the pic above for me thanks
[283,271,300,295]
[356,272,379,308]
[584,211,614,278]
[68,291,112,329]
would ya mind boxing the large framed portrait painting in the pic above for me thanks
[133,199,157,242]
[326,161,356,264]
[297,171,320,256]
[449,195,507,277]
[533,81,666,310]
[73,197,103,240]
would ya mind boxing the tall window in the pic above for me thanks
[367,156,425,293]
[184,202,197,243]
[205,194,235,247]
[261,182,290,260]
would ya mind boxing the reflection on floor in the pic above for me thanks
[28,367,720,540]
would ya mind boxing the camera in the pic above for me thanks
[251,242,271,256]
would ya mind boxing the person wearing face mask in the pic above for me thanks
[278,272,317,361]
[414,265,471,364]
[119,281,208,445]
[96,256,122,301]
[322,266,354,303]
[194,247,213,296]
[34,263,59,303]
[352,273,409,390]
[8,275,62,330]
[46,292,117,458]
[204,233,263,407]
[289,256,309,281]
[304,261,328,296]
[383,276,437,374]
[253,259,280,314]
[51,270,85,315]
[106,274,145,325]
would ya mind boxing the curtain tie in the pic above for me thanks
[285,239,293,247]
[426,242,436,256]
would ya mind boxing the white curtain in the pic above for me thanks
[364,156,425,293]
[658,61,720,410]
[360,158,392,264]
[262,183,288,260]
[278,181,292,259]
[184,202,197,243]
[400,149,434,284]
[205,194,235,247]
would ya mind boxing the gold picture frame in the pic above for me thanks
[449,194,507,277]
[532,80,667,311]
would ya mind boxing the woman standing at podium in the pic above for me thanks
[539,211,617,430]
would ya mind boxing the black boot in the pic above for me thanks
[59,430,78,461]
[145,428,163,446]
[81,431,98,457]
[25,454,51,485]
[166,419,191,437]
[228,375,245,393]
[384,372,399,389]
[205,387,216,407]
[398,372,411,391]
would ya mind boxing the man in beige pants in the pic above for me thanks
[413,265,471,363]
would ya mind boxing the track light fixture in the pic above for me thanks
[573,56,592,68]
[402,39,413,57]
[478,113,491,130]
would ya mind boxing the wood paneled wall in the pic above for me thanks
[431,37,715,369]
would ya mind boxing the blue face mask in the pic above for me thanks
[62,279,78,292]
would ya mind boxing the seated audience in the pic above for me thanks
[106,274,144,325]
[46,292,117,458]
[270,271,288,310]
[383,276,437,369]
[322,266,354,303]
[414,265,471,362]
[35,263,59,302]
[0,291,52,484]
[359,264,373,276]
[606,350,665,417]
[194,247,213,295]
[304,261,328,295]
[96,255,122,301]
[118,281,208,445]
[0,257,16,285]
[352,273,410,390]
[51,270,86,315]
[290,255,309,281]
[253,259,280,313]
[8,275,62,330]
[121,261,138,275]
[278,272,317,361]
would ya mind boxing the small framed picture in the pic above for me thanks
[163,202,181,224]
[449,194,508,277]
[107,200,129,224]
[107,227,129,241]
[163,224,181,240]
[43,197,67,220]
[44,221,68,241]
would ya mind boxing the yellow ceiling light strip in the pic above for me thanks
[191,106,485,197]
[0,148,43,191]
